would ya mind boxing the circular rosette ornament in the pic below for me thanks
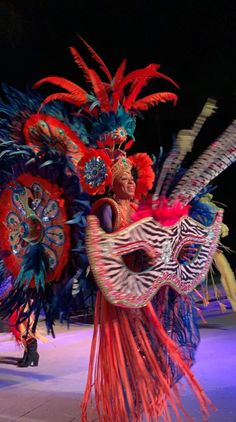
[0,174,70,291]
[77,149,112,195]
[112,126,128,142]
[23,114,86,168]
[129,153,155,200]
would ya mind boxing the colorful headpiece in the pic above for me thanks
[34,36,178,198]
[111,155,133,182]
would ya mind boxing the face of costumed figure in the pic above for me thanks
[112,171,136,200]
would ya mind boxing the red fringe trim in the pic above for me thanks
[81,292,214,421]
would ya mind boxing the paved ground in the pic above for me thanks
[0,310,236,422]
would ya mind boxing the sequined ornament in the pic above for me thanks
[78,149,112,195]
[112,126,128,142]
[0,174,70,290]
[85,157,108,187]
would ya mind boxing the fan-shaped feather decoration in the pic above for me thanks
[0,159,91,332]
[172,123,234,187]
[155,98,217,198]
[169,120,236,205]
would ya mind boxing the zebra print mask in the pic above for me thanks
[86,211,223,308]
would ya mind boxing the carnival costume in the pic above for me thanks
[0,85,90,363]
[0,37,236,419]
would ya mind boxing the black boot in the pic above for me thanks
[18,339,39,367]
[17,349,27,365]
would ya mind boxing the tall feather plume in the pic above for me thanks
[174,124,232,185]
[123,67,178,111]
[156,98,217,198]
[113,65,160,107]
[69,46,94,85]
[88,69,110,112]
[112,59,127,89]
[111,59,127,110]
[123,79,149,111]
[78,35,112,82]
[117,65,178,96]
[133,92,178,110]
[169,119,236,205]
[153,145,180,200]
[38,92,88,111]
[34,76,88,97]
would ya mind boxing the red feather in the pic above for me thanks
[69,46,93,85]
[133,92,178,110]
[153,70,179,88]
[113,65,160,109]
[38,92,88,111]
[97,140,105,148]
[115,65,179,110]
[34,76,88,98]
[88,69,111,112]
[123,70,178,111]
[113,59,127,89]
[123,68,161,111]
[78,34,112,82]
[124,139,134,150]
[118,64,160,90]
[112,59,127,110]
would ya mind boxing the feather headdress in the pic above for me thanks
[33,37,178,197]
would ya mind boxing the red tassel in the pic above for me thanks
[81,292,214,421]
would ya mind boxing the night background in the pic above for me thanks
[0,0,236,263]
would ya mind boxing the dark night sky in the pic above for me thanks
[0,0,236,260]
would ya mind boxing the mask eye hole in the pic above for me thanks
[122,249,154,273]
[177,243,202,265]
